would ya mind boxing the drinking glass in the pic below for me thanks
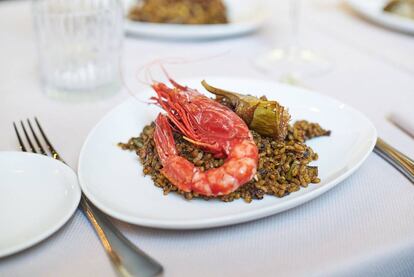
[32,0,123,96]
[255,0,331,82]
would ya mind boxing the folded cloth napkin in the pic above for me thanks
[389,112,414,139]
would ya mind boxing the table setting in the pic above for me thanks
[1,0,414,276]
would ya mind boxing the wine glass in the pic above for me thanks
[255,0,331,83]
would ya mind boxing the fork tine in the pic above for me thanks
[34,117,63,162]
[20,120,36,153]
[27,119,47,155]
[13,122,27,152]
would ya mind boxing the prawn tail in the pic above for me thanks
[153,113,177,165]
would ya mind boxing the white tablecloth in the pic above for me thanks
[1,0,414,276]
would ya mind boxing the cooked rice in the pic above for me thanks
[128,0,228,24]
[119,120,330,203]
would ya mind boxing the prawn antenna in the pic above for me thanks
[124,50,231,103]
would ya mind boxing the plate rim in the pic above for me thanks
[78,77,377,230]
[0,151,81,257]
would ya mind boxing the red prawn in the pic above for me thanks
[152,79,258,196]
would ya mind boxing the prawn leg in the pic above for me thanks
[153,114,194,192]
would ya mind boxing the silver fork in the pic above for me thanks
[374,137,414,184]
[13,118,163,277]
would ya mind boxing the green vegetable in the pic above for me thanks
[201,80,290,140]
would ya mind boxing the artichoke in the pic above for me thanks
[201,80,290,140]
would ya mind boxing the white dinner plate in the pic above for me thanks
[346,0,414,35]
[78,77,377,230]
[124,0,269,39]
[0,152,81,257]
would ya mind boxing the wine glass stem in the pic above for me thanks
[289,0,301,49]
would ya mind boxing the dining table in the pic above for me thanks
[1,0,414,276]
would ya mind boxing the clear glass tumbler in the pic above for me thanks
[32,0,123,96]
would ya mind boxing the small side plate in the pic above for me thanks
[0,152,81,257]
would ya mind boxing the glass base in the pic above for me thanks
[43,79,121,102]
[254,46,332,83]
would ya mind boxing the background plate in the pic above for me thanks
[346,0,414,35]
[123,0,269,39]
[78,77,377,229]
